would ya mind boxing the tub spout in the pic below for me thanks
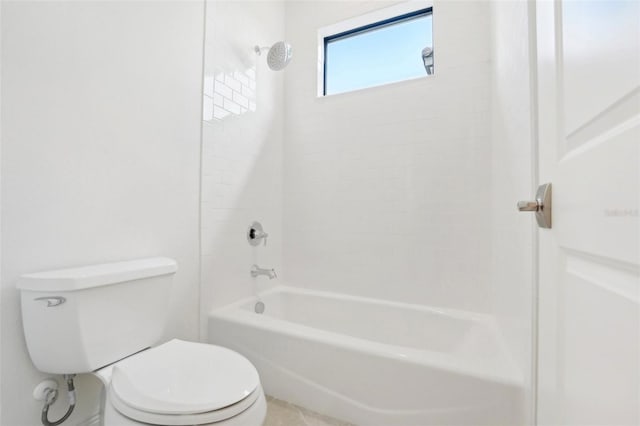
[251,264,277,279]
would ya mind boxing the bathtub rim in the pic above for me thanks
[208,285,523,387]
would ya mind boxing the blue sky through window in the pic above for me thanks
[325,12,433,95]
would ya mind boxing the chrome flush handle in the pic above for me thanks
[34,296,67,307]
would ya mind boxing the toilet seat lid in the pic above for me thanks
[110,339,259,415]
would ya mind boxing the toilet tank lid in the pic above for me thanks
[16,257,177,292]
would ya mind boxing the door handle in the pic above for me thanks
[517,200,540,211]
[518,183,552,228]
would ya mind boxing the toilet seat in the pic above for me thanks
[110,386,261,425]
[103,339,261,425]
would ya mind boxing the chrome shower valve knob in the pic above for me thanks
[247,221,269,246]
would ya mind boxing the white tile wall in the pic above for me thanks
[204,68,257,122]
[283,1,493,312]
[200,0,285,336]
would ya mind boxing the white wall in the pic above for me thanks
[200,0,284,331]
[0,1,3,421]
[0,2,204,424]
[283,0,493,312]
[489,0,535,422]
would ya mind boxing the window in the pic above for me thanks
[318,3,433,96]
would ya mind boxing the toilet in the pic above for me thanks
[17,257,266,425]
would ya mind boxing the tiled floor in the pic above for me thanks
[264,395,353,426]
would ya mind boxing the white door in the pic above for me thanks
[534,1,639,424]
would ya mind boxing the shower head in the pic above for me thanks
[267,41,292,71]
[254,41,293,71]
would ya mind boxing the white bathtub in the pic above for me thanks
[208,286,523,425]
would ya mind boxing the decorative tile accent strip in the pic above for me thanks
[204,68,257,122]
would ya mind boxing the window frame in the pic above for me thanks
[317,1,434,97]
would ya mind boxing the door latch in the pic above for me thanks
[518,183,552,229]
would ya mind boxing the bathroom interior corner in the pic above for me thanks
[0,1,638,426]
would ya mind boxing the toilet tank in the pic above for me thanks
[17,257,177,374]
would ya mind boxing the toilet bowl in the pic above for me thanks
[95,339,267,426]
